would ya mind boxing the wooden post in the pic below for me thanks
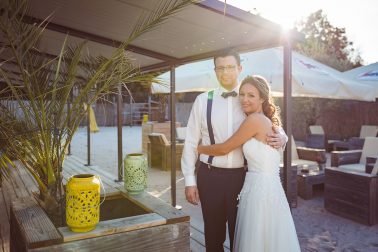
[67,90,73,155]
[10,198,62,251]
[170,67,177,207]
[86,103,91,166]
[129,94,133,126]
[148,95,151,120]
[116,85,123,182]
[283,39,293,206]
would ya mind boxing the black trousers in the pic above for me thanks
[197,162,246,252]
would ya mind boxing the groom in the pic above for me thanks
[181,49,287,252]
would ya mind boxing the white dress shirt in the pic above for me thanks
[181,85,246,186]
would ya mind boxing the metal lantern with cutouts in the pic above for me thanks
[66,174,100,232]
[124,153,147,194]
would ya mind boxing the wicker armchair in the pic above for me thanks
[305,133,326,150]
[288,136,327,169]
[147,133,184,171]
[347,125,378,150]
[324,166,378,225]
[308,125,341,151]
[334,125,378,150]
[331,137,378,173]
[325,137,378,225]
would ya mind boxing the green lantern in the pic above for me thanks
[124,153,147,194]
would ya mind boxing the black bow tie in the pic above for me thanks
[221,91,237,98]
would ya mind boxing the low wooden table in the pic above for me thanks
[297,168,325,200]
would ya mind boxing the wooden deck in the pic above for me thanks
[1,160,39,252]
[0,155,208,251]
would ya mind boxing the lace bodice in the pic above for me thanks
[243,138,280,173]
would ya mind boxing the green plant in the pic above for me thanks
[0,0,196,224]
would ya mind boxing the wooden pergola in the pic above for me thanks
[1,0,303,207]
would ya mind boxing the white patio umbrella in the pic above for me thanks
[151,59,218,93]
[241,48,376,101]
[152,47,376,102]
[341,62,378,98]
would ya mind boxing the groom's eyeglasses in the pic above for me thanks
[214,65,238,73]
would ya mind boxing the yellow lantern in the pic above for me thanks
[66,174,100,232]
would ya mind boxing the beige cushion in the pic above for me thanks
[372,160,378,175]
[338,163,365,173]
[281,137,317,167]
[291,136,299,160]
[292,159,318,167]
[309,125,337,145]
[176,127,187,141]
[359,125,378,138]
[359,137,378,164]
[148,133,170,146]
[327,140,338,144]
[309,125,325,135]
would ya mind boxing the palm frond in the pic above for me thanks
[0,0,196,218]
[127,0,199,46]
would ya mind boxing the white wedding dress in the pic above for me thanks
[234,138,301,252]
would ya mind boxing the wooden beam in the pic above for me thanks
[58,213,166,242]
[10,197,63,250]
[197,0,304,42]
[0,57,87,82]
[140,41,282,73]
[0,186,11,252]
[22,16,178,62]
[197,0,279,30]
[30,222,189,252]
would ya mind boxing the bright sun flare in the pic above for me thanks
[227,0,317,30]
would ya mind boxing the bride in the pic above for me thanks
[198,75,301,252]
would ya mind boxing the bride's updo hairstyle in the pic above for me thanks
[240,75,281,127]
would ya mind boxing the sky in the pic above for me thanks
[226,0,378,65]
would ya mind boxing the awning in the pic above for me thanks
[2,0,301,73]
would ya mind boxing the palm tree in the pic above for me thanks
[0,0,196,224]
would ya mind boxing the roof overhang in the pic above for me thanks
[1,0,303,75]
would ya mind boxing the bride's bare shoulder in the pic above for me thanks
[246,113,271,125]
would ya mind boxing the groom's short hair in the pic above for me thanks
[213,49,241,66]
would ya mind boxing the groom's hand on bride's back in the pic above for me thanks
[267,125,287,149]
[185,186,200,205]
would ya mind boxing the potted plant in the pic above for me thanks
[0,0,194,226]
